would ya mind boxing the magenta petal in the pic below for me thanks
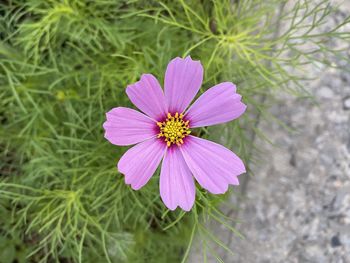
[160,147,195,211]
[126,74,168,120]
[180,136,245,194]
[185,82,247,128]
[164,56,203,114]
[103,107,157,146]
[118,138,166,190]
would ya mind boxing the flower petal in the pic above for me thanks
[118,138,166,190]
[103,107,157,146]
[126,74,168,120]
[164,56,203,114]
[185,82,246,128]
[160,147,195,211]
[180,136,245,194]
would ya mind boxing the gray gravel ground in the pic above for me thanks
[190,1,350,262]
[227,1,350,262]
[228,67,350,262]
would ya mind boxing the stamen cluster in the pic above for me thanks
[157,113,191,147]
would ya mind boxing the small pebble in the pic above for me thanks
[331,235,342,247]
[318,86,334,99]
[343,96,350,110]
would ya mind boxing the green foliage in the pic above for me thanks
[0,0,349,262]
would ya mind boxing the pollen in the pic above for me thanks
[157,112,191,147]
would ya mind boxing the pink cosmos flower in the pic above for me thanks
[103,56,247,211]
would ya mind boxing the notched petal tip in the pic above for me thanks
[166,204,193,212]
[232,152,246,176]
[165,197,194,212]
[140,73,153,79]
[163,201,194,212]
[102,120,108,129]
[242,102,247,111]
[167,204,177,211]
[233,177,240,186]
[103,130,113,144]
[222,81,237,92]
[180,203,193,212]
[130,182,143,191]
[171,55,197,61]
[210,184,229,195]
[184,54,201,62]
[236,102,248,119]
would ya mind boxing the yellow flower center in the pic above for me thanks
[157,112,191,147]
